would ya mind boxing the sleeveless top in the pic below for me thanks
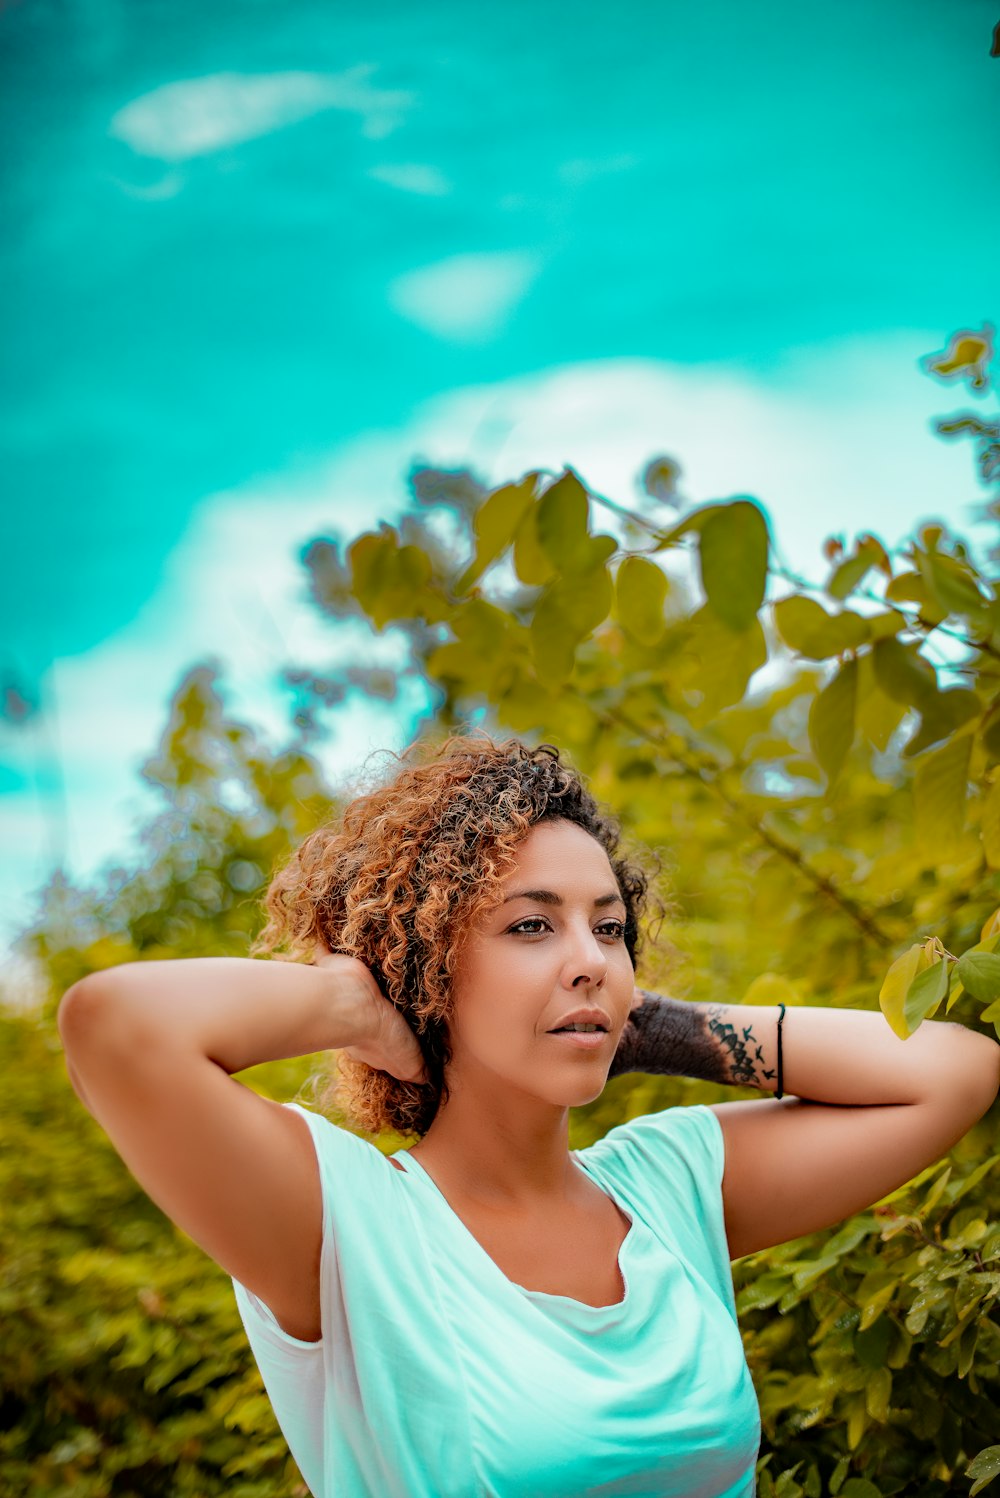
[231,1101,761,1496]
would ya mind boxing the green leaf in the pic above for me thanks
[857,685,908,753]
[880,944,933,1039]
[455,478,537,593]
[967,1444,1000,1497]
[903,957,950,1028]
[885,569,949,627]
[827,551,875,601]
[982,778,1000,869]
[615,556,668,644]
[872,638,938,708]
[956,952,1000,1005]
[913,730,973,855]
[537,470,590,567]
[653,501,723,548]
[902,687,981,758]
[982,708,1000,764]
[530,567,613,683]
[866,608,908,640]
[698,500,769,631]
[916,550,989,620]
[679,605,768,721]
[830,1458,850,1495]
[535,470,616,576]
[808,658,858,785]
[773,597,870,660]
[452,597,510,655]
[857,1281,896,1332]
[863,1366,892,1422]
[513,502,556,586]
[348,529,441,630]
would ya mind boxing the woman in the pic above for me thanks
[58,736,1000,1498]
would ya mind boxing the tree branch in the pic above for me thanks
[601,704,898,948]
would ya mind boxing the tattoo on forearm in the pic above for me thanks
[609,991,776,1090]
[704,1004,775,1088]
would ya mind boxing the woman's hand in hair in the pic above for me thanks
[310,943,430,1086]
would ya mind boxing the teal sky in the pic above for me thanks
[1,1,998,965]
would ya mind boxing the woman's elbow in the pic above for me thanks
[57,972,114,1050]
[939,1024,1000,1118]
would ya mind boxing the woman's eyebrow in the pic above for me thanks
[501,888,625,908]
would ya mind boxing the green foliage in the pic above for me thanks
[22,662,334,1016]
[0,1006,323,1496]
[287,322,1000,1492]
[10,326,1000,1494]
[4,669,342,1494]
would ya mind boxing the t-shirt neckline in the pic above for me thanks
[390,1147,637,1312]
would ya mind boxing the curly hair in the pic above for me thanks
[252,733,656,1138]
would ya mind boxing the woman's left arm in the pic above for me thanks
[612,990,1000,1259]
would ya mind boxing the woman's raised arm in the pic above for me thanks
[56,955,424,1344]
[611,988,1000,1259]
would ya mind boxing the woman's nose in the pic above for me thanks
[564,925,609,988]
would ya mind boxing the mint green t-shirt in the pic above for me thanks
[231,1101,761,1497]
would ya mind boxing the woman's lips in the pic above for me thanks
[545,1030,608,1050]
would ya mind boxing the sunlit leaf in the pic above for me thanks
[514,502,556,585]
[826,535,891,602]
[857,686,908,753]
[956,952,1000,1005]
[982,781,1000,870]
[455,478,537,593]
[902,688,981,758]
[902,957,951,1030]
[653,501,723,548]
[864,1366,892,1423]
[913,730,973,856]
[530,567,613,683]
[615,556,669,644]
[808,659,858,785]
[967,1444,1000,1497]
[880,943,934,1038]
[677,605,768,720]
[773,597,870,660]
[885,570,948,627]
[872,637,938,708]
[916,550,989,620]
[698,500,769,631]
[534,469,616,576]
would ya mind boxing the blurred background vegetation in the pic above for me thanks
[4,330,1000,1496]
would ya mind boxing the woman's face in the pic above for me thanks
[445,818,636,1108]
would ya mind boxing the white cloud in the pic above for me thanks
[110,66,412,161]
[388,251,540,342]
[369,162,451,196]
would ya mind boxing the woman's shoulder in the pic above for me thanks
[584,1102,722,1165]
[281,1102,409,1191]
[578,1104,725,1217]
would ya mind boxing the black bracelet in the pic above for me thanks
[775,1003,785,1099]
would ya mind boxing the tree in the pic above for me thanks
[4,668,337,1497]
[282,324,1000,1494]
[11,327,1000,1495]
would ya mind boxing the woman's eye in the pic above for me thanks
[508,919,625,939]
[509,918,549,935]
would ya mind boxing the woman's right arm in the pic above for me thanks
[57,956,419,1344]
